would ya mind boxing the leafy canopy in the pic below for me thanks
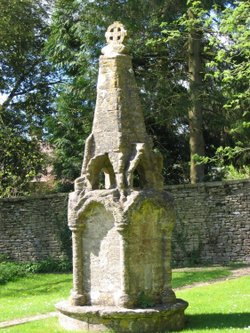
[0,0,55,197]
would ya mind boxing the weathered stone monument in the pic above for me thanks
[56,22,188,332]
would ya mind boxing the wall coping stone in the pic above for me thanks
[0,193,68,203]
[166,178,250,190]
[1,179,249,202]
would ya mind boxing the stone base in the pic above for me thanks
[56,300,188,333]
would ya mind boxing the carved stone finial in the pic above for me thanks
[105,21,127,45]
[102,21,128,56]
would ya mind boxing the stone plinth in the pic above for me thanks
[57,300,188,333]
[56,21,188,332]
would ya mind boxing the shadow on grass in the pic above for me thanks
[1,277,72,298]
[228,262,249,270]
[172,270,230,288]
[186,313,250,330]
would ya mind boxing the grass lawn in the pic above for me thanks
[176,275,250,332]
[0,266,232,322]
[0,317,75,333]
[172,266,231,288]
[0,266,249,332]
[0,274,72,322]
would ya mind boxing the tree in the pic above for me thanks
[159,0,234,182]
[46,87,93,188]
[204,0,250,177]
[0,127,45,197]
[0,0,55,196]
[47,0,248,185]
[187,5,205,183]
[46,0,191,185]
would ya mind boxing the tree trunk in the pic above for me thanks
[188,9,205,184]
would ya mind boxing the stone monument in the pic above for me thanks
[56,21,188,332]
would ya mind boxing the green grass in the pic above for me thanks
[1,276,249,333]
[0,317,76,333]
[172,266,232,288]
[0,266,233,322]
[0,274,72,322]
[175,275,250,332]
[0,265,248,333]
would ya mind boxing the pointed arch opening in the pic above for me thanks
[132,161,146,190]
[87,154,116,190]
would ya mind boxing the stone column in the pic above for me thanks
[162,232,176,304]
[70,227,87,306]
[116,235,133,308]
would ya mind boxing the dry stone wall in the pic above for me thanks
[0,180,249,265]
[0,193,69,262]
[168,179,250,266]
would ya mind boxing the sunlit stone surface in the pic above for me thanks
[56,21,188,333]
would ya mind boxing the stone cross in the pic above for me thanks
[102,21,128,56]
[56,22,188,333]
[105,21,127,44]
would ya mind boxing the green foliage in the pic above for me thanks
[0,0,54,135]
[0,127,46,197]
[0,254,9,263]
[193,146,250,180]
[0,258,72,285]
[22,257,72,274]
[224,165,250,180]
[46,0,194,184]
[207,1,250,112]
[0,0,56,197]
[46,88,93,182]
[204,1,250,175]
[158,0,250,181]
[1,0,249,188]
[0,262,27,284]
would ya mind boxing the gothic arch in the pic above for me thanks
[86,154,116,190]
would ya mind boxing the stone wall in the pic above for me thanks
[0,193,70,262]
[167,179,250,266]
[0,180,249,265]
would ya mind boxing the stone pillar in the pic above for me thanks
[56,21,188,333]
[70,227,87,306]
[162,232,176,304]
